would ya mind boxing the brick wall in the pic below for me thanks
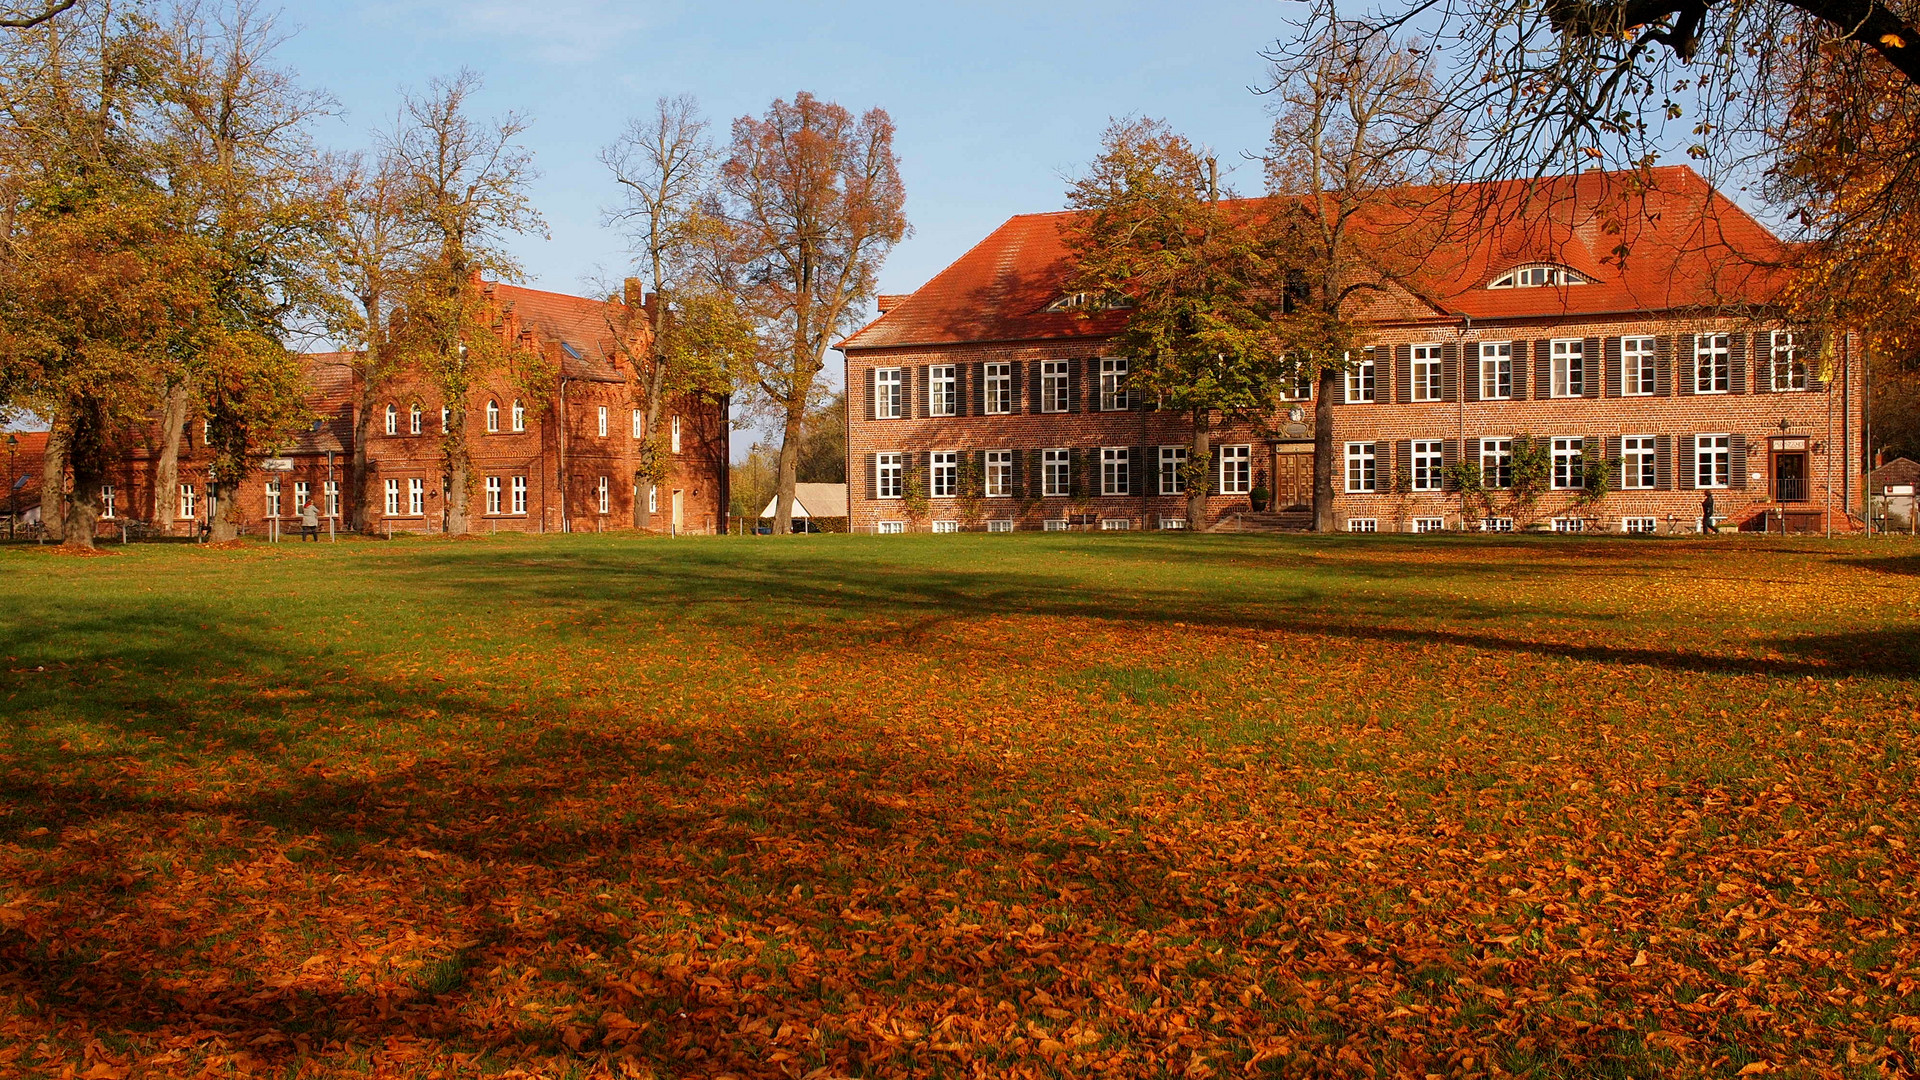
[843,315,1864,534]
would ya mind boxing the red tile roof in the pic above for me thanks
[490,282,632,382]
[841,166,1794,350]
[4,430,46,506]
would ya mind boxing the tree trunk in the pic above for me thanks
[154,381,189,531]
[39,410,68,542]
[772,398,805,535]
[445,409,470,535]
[208,477,240,542]
[634,366,667,531]
[1311,367,1340,532]
[1187,410,1212,531]
[60,401,106,550]
[350,376,375,532]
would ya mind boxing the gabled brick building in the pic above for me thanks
[88,282,729,538]
[837,167,1863,535]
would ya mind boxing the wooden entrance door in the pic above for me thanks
[1274,453,1312,510]
[1773,453,1809,503]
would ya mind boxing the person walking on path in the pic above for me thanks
[1702,490,1718,535]
[300,499,320,542]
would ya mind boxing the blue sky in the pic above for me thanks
[281,0,1291,323]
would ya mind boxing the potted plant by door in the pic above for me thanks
[1250,486,1271,512]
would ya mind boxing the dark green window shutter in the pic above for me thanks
[1583,338,1602,397]
[1533,340,1553,400]
[1676,335,1695,395]
[1730,434,1747,490]
[1655,435,1673,490]
[1677,435,1696,489]
[1729,334,1748,395]
[1655,337,1673,396]
[1604,338,1622,397]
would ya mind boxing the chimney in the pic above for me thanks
[877,293,908,315]
[624,277,644,310]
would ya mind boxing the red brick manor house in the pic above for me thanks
[838,167,1865,535]
[88,282,730,538]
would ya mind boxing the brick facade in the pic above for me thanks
[84,283,730,539]
[838,170,1864,535]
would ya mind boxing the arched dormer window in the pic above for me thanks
[1045,291,1132,313]
[384,404,397,435]
[511,399,525,432]
[1488,264,1589,289]
[409,403,422,434]
[485,399,500,433]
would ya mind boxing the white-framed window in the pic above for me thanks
[1695,434,1731,488]
[1280,373,1312,401]
[1623,336,1657,396]
[1551,339,1585,397]
[409,403,423,434]
[181,483,198,519]
[930,451,958,498]
[1344,442,1377,493]
[512,399,526,432]
[877,520,906,535]
[485,400,500,432]
[1481,438,1513,489]
[671,415,682,453]
[1623,516,1658,534]
[384,404,397,436]
[1043,518,1072,531]
[1041,360,1069,413]
[1412,345,1443,402]
[1042,448,1071,497]
[1411,440,1444,492]
[1101,447,1129,496]
[985,450,1012,497]
[1100,518,1132,531]
[294,480,309,513]
[1099,357,1128,410]
[597,475,610,513]
[1479,342,1513,400]
[1347,518,1378,533]
[440,406,450,434]
[1412,517,1446,533]
[382,479,398,517]
[876,452,904,499]
[265,480,281,517]
[632,408,643,439]
[1771,331,1808,391]
[511,475,527,514]
[1158,516,1188,530]
[648,485,657,514]
[985,363,1012,414]
[1551,437,1585,489]
[1489,264,1587,288]
[1480,517,1515,532]
[986,519,1014,533]
[931,519,960,533]
[100,485,116,519]
[929,365,957,417]
[596,406,607,437]
[1218,445,1251,495]
[1158,446,1187,496]
[1694,334,1730,393]
[485,476,502,515]
[1622,435,1656,489]
[1552,517,1586,533]
[324,481,338,518]
[875,368,903,418]
[407,477,424,516]
[1344,350,1376,403]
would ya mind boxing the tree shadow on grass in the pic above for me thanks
[396,537,1919,680]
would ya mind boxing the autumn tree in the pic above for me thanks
[158,0,337,542]
[1064,118,1289,531]
[1262,13,1462,531]
[322,148,426,530]
[601,95,751,531]
[0,0,201,549]
[387,71,546,536]
[718,92,907,537]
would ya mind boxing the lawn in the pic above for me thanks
[0,532,1916,1079]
